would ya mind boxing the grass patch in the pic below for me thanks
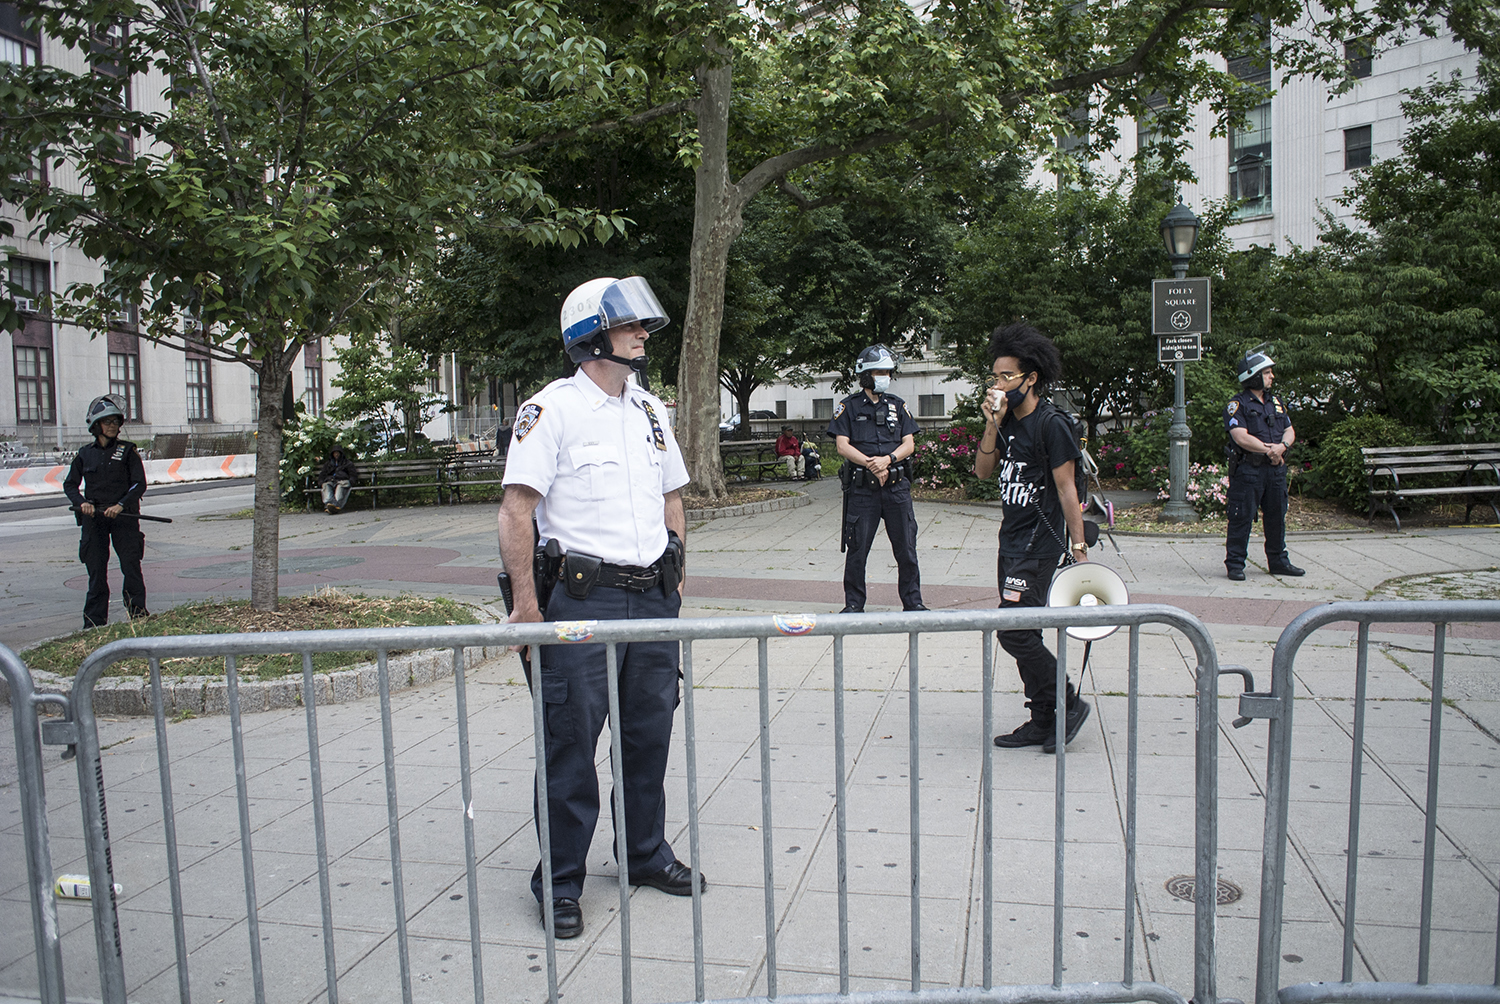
[23,589,480,681]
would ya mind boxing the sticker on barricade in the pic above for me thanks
[772,613,817,636]
[553,621,597,642]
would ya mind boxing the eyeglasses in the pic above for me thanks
[99,417,122,425]
[993,370,1030,384]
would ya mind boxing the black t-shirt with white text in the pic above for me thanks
[994,403,1081,558]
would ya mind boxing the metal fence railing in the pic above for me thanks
[1244,600,1500,1004]
[7,604,1244,1004]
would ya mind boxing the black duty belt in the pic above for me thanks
[1241,452,1270,467]
[559,560,661,592]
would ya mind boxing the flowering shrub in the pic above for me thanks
[279,417,374,502]
[1141,461,1230,516]
[910,423,997,499]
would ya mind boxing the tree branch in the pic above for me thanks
[497,99,696,158]
[775,177,848,212]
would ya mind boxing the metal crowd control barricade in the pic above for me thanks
[2,643,68,1004]
[30,603,1241,1004]
[1245,600,1500,1004]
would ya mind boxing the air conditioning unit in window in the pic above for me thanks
[13,297,36,314]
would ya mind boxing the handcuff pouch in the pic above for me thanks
[562,551,603,600]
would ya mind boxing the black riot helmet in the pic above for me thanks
[85,395,127,434]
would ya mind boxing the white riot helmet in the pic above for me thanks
[1237,347,1275,387]
[855,344,898,374]
[559,276,669,365]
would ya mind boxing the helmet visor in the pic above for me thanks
[599,277,669,334]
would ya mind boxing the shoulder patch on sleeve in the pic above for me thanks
[513,403,543,442]
[832,401,845,419]
[1226,399,1240,415]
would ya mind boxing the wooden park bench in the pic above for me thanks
[721,440,791,482]
[304,456,448,511]
[443,451,507,504]
[1362,443,1500,530]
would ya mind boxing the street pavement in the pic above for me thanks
[1,479,1497,1003]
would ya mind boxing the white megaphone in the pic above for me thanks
[1047,562,1130,641]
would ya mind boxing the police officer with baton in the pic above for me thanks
[1224,348,1304,581]
[64,395,151,628]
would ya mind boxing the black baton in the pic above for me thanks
[71,506,173,523]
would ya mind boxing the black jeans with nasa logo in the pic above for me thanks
[997,551,1078,728]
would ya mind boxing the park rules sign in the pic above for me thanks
[1152,278,1211,335]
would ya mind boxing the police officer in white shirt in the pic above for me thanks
[498,276,703,940]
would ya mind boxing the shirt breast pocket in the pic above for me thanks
[569,444,622,502]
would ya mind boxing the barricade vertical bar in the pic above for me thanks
[450,648,484,1004]
[375,650,415,1004]
[531,640,559,1003]
[981,629,994,990]
[758,635,778,998]
[1053,627,1069,989]
[1341,623,1371,983]
[148,657,192,1004]
[682,640,707,1002]
[2,645,66,1004]
[1194,644,1221,1004]
[299,653,339,1004]
[606,640,633,1004]
[71,662,127,1003]
[833,634,850,996]
[225,655,267,1004]
[908,630,921,991]
[1124,625,1139,987]
[1417,623,1447,984]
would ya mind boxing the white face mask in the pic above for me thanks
[872,374,891,394]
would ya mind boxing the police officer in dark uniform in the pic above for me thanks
[827,344,925,613]
[1224,349,1305,580]
[63,395,149,627]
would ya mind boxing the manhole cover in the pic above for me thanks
[1164,875,1242,905]
[178,555,365,579]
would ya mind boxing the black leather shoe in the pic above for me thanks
[993,720,1049,748]
[1269,562,1305,577]
[631,859,705,897]
[1226,568,1246,581]
[1043,699,1091,754]
[540,897,583,939]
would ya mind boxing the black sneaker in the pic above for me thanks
[1043,699,1092,753]
[993,720,1050,748]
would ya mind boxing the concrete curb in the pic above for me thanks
[686,490,811,521]
[0,644,511,717]
[1,604,510,717]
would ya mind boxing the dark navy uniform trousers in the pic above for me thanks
[843,479,923,612]
[531,581,681,902]
[81,516,147,628]
[1225,460,1290,573]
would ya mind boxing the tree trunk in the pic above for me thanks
[677,54,744,499]
[735,385,754,440]
[250,356,288,611]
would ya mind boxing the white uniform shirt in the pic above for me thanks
[503,368,689,567]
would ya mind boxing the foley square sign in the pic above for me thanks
[1152,277,1211,334]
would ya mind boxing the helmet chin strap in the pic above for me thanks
[598,350,651,391]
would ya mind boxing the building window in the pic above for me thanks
[775,400,787,419]
[813,398,835,421]
[918,394,946,418]
[13,346,54,423]
[1344,125,1372,170]
[0,2,41,67]
[1345,37,1373,79]
[302,339,323,417]
[108,331,142,420]
[7,256,48,312]
[185,350,213,422]
[1229,31,1272,219]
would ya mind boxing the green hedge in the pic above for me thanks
[1303,413,1428,509]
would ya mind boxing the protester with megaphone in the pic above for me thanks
[973,324,1092,753]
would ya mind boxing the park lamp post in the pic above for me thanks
[1159,201,1200,522]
